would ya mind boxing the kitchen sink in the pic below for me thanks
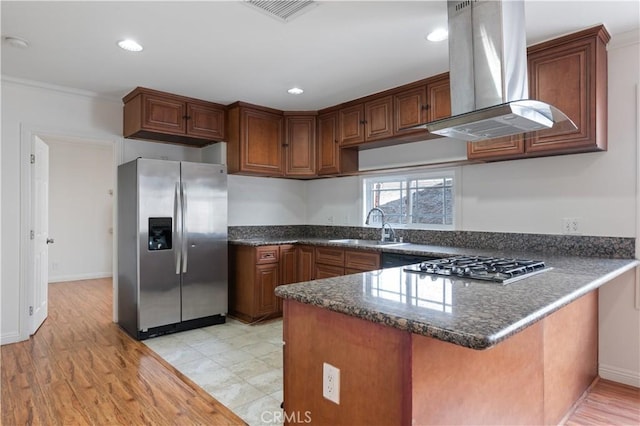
[328,239,407,246]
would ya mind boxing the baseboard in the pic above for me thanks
[49,272,112,283]
[599,364,640,388]
[1,330,23,345]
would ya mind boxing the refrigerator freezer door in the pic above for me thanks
[180,162,228,321]
[138,159,182,330]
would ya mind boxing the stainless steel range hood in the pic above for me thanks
[424,0,577,142]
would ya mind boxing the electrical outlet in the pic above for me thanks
[322,362,340,404]
[562,217,581,235]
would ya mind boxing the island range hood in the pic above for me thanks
[424,0,577,142]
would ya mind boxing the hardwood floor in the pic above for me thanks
[1,278,638,425]
[565,379,640,425]
[0,278,245,425]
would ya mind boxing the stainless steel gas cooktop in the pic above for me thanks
[403,255,552,285]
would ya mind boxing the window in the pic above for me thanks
[362,170,457,230]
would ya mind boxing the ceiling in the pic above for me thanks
[2,1,639,111]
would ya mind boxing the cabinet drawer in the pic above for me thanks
[345,250,380,271]
[315,247,345,267]
[256,245,279,264]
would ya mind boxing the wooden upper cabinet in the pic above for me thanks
[394,85,428,134]
[426,74,452,122]
[394,74,450,137]
[123,87,225,147]
[468,25,609,161]
[141,94,186,134]
[186,102,225,140]
[340,96,394,147]
[526,25,609,155]
[284,114,316,177]
[467,135,525,160]
[364,96,394,141]
[340,104,366,146]
[317,111,358,176]
[227,102,284,176]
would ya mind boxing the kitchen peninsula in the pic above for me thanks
[273,242,638,425]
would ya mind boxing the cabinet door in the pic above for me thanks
[280,245,298,285]
[526,27,608,154]
[467,135,526,160]
[255,263,280,317]
[186,102,225,140]
[394,86,428,134]
[241,108,284,175]
[340,104,365,146]
[279,245,297,313]
[426,75,451,122]
[296,245,315,282]
[285,115,316,177]
[142,94,186,135]
[317,112,341,175]
[364,96,394,141]
[317,112,359,176]
[315,264,344,279]
[315,247,345,267]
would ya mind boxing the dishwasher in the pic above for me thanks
[381,252,439,268]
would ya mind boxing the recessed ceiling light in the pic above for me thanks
[287,87,304,95]
[3,36,30,49]
[117,39,143,52]
[426,28,448,42]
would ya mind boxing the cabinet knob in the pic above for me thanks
[334,139,339,144]
[183,115,192,120]
[360,120,367,125]
[421,104,430,110]
[282,144,289,147]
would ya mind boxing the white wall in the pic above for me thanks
[47,137,114,282]
[0,79,215,343]
[599,270,640,387]
[1,80,122,343]
[228,175,306,226]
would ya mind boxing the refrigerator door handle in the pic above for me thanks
[174,182,182,275]
[181,182,189,274]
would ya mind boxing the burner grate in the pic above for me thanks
[404,255,551,284]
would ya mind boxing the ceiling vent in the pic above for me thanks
[244,0,317,22]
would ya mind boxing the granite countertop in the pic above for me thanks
[247,237,640,350]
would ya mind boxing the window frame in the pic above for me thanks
[360,168,461,231]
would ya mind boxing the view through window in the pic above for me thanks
[363,171,455,229]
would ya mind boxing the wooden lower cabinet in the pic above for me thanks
[315,246,380,278]
[230,244,294,323]
[231,244,381,322]
[296,245,315,282]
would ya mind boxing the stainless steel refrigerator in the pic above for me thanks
[117,158,227,339]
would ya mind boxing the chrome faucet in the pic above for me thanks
[365,207,394,242]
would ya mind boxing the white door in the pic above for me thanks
[31,137,50,334]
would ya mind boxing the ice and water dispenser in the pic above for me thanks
[148,217,172,251]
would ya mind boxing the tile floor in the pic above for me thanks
[143,318,284,426]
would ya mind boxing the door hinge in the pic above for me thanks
[29,306,33,316]
[30,154,35,164]
[30,230,35,240]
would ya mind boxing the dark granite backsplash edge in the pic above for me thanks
[228,225,635,259]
